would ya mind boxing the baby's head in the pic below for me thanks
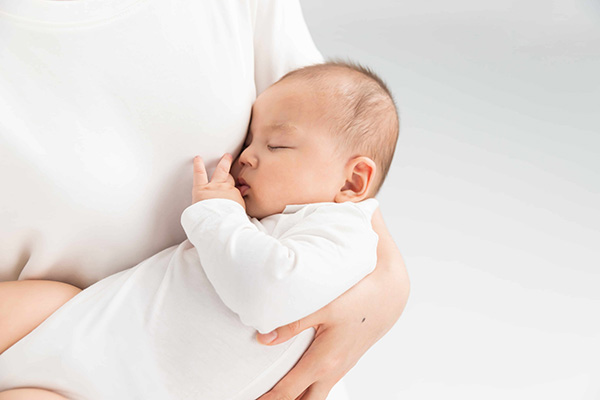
[232,61,399,219]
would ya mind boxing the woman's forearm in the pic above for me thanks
[256,207,410,400]
[371,207,410,336]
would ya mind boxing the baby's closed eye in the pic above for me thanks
[267,145,291,151]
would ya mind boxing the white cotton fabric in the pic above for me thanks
[182,199,380,334]
[0,1,358,396]
[0,199,379,399]
[0,0,323,288]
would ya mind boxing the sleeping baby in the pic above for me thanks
[0,61,399,400]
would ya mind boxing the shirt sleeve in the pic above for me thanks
[250,0,325,95]
[181,199,379,334]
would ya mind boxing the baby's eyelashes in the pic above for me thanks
[267,145,290,151]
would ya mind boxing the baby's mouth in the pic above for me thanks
[236,177,250,196]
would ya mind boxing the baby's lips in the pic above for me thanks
[236,177,250,188]
[238,185,250,197]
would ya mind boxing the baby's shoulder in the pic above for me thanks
[295,199,379,223]
[268,199,379,233]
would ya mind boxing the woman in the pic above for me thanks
[0,0,409,398]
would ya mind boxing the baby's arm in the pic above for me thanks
[185,154,377,333]
[183,158,378,335]
[182,200,378,334]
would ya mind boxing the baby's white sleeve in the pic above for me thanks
[181,199,379,334]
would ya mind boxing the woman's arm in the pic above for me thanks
[256,208,410,400]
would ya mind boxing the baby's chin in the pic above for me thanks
[244,199,285,220]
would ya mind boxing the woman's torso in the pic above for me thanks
[0,0,256,287]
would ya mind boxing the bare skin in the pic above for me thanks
[0,280,81,400]
[0,281,80,398]
[0,280,81,355]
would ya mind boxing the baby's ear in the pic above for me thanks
[335,156,377,203]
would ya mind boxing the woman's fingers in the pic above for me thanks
[211,153,233,183]
[257,209,409,400]
[256,311,322,346]
[258,327,348,400]
[193,156,208,186]
[256,338,325,400]
[297,382,332,400]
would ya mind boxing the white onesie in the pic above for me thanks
[0,199,379,400]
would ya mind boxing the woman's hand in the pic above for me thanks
[256,208,410,400]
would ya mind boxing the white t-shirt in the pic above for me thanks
[0,199,378,399]
[0,0,323,288]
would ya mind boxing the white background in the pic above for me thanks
[301,1,600,399]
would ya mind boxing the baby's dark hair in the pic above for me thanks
[278,60,399,195]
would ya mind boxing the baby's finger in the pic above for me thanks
[211,154,233,183]
[225,173,236,187]
[193,156,208,186]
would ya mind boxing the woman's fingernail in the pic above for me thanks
[260,331,278,344]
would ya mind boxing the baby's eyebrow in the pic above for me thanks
[268,123,298,134]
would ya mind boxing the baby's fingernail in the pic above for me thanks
[258,331,278,344]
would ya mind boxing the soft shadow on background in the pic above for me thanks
[301,1,600,399]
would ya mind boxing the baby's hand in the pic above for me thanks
[192,154,245,209]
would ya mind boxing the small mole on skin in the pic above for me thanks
[361,317,366,323]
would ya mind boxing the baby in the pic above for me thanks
[0,61,399,400]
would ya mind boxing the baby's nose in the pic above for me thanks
[238,148,257,167]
